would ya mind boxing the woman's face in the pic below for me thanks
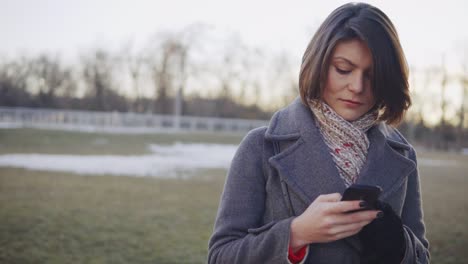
[322,39,376,121]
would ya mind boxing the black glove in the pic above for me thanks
[359,201,406,264]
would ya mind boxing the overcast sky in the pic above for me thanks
[1,0,467,124]
[2,0,467,70]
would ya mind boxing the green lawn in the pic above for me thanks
[0,168,226,264]
[0,128,467,263]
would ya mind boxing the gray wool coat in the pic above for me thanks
[208,98,430,264]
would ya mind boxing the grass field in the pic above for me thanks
[1,128,467,263]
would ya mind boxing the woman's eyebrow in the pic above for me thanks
[333,56,373,72]
[332,56,357,67]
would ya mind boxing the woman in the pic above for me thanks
[208,2,430,263]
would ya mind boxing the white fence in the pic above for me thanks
[0,107,269,134]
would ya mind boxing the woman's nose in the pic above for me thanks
[347,74,364,94]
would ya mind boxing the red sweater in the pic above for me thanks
[288,245,307,263]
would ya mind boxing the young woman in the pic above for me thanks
[208,2,430,263]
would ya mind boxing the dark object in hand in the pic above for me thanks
[359,201,406,264]
[341,184,382,213]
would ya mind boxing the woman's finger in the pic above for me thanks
[332,210,380,225]
[330,229,361,241]
[328,220,372,236]
[324,200,364,213]
[316,193,342,202]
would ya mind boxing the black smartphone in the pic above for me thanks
[341,184,382,212]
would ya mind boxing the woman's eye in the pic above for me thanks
[335,67,351,75]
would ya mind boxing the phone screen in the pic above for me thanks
[341,184,382,212]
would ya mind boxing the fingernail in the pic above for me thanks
[377,211,384,218]
[359,201,367,208]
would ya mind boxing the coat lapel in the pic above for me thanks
[266,98,347,205]
[265,97,416,205]
[356,126,416,199]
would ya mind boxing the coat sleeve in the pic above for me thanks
[208,127,294,264]
[400,148,430,264]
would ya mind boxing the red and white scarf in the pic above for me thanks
[308,100,378,186]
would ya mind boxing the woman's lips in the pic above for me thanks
[340,99,363,107]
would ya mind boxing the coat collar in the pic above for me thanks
[266,97,416,205]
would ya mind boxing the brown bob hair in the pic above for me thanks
[299,2,411,125]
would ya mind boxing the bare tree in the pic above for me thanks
[435,55,460,150]
[458,63,468,147]
[121,41,146,112]
[81,49,126,111]
[440,56,448,127]
[0,57,33,106]
[216,38,242,117]
[28,54,76,107]
[146,24,207,115]
[145,33,181,114]
[153,38,175,114]
[234,47,263,108]
[270,51,299,108]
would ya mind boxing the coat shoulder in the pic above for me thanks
[377,123,417,160]
[243,126,268,145]
[234,126,269,161]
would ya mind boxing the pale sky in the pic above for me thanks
[1,0,467,124]
[2,0,467,69]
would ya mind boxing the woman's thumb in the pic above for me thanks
[316,193,342,202]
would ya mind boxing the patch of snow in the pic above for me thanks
[0,122,23,129]
[1,143,460,178]
[0,143,238,178]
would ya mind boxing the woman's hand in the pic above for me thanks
[289,193,381,251]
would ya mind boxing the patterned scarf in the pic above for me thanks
[308,99,378,187]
